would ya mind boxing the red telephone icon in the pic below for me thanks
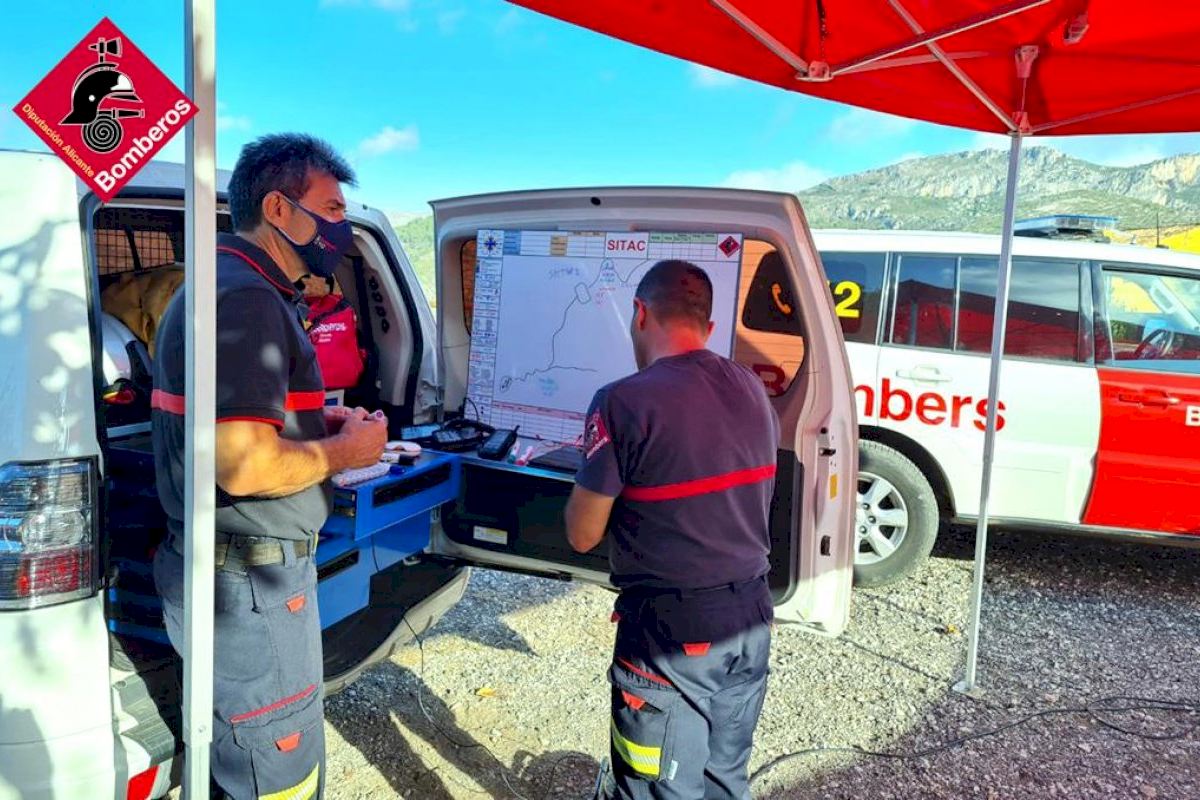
[771,282,793,315]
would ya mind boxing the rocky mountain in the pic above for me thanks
[798,147,1200,232]
[392,148,1200,299]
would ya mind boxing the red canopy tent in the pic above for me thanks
[508,0,1200,691]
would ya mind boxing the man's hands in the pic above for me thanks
[324,404,381,435]
[334,408,387,469]
[323,404,355,435]
[215,407,389,498]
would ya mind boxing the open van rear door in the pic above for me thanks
[429,188,856,635]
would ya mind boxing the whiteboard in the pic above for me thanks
[466,230,744,444]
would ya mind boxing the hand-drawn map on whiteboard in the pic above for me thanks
[467,230,744,444]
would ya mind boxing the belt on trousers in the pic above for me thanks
[167,531,312,572]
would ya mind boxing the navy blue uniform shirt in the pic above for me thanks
[151,233,331,542]
[575,348,781,591]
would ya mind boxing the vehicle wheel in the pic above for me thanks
[853,440,939,588]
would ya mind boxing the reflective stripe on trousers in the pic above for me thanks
[602,608,771,800]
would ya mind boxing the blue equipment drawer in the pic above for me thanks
[316,452,460,628]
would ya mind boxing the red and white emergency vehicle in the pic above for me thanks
[738,226,1200,585]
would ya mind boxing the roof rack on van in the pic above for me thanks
[1013,214,1116,241]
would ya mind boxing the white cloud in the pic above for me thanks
[356,125,420,159]
[689,64,740,88]
[1049,135,1181,167]
[320,0,410,9]
[151,135,186,165]
[320,0,416,31]
[215,102,251,133]
[438,8,466,35]
[968,131,1010,151]
[826,107,917,144]
[495,8,522,35]
[721,161,829,192]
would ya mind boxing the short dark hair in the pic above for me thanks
[635,259,713,330]
[227,133,356,231]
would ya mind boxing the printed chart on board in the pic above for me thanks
[466,229,744,444]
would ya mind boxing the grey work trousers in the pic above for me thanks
[154,541,325,800]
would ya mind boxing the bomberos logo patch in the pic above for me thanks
[13,17,198,201]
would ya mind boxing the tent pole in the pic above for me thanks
[955,132,1023,695]
[182,0,217,796]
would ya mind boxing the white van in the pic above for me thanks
[739,227,1200,586]
[0,150,856,799]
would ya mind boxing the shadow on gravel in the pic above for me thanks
[326,660,600,799]
[328,660,516,798]
[431,570,587,654]
[933,524,1200,589]
[748,527,1200,799]
[750,684,1200,800]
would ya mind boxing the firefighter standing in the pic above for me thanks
[566,260,781,799]
[151,133,386,799]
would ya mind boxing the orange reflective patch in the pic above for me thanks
[683,642,711,657]
[276,732,302,752]
[621,690,646,711]
[286,595,306,613]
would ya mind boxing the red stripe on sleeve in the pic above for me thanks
[621,465,777,503]
[150,389,186,415]
[285,391,327,411]
[217,416,285,429]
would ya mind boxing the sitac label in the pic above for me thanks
[13,17,198,202]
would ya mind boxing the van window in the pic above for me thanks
[822,253,885,343]
[736,240,806,396]
[1102,266,1200,369]
[958,258,1085,362]
[889,255,956,349]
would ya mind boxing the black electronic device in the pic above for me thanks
[400,422,442,444]
[430,418,494,452]
[528,445,584,473]
[478,428,519,460]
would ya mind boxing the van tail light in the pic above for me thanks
[0,459,98,610]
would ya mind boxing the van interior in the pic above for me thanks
[440,235,809,599]
[92,199,811,779]
[92,200,460,775]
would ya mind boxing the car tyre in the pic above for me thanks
[853,440,939,588]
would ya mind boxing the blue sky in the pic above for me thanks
[4,1,1199,217]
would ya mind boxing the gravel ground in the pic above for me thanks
[322,528,1200,799]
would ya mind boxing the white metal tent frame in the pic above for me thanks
[182,0,216,795]
[704,0,1200,695]
[175,0,1192,794]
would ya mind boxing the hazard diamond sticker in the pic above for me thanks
[718,235,742,258]
[13,18,198,202]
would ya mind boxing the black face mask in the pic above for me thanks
[274,196,353,279]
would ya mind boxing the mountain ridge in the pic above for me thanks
[797,148,1200,232]
[392,148,1200,299]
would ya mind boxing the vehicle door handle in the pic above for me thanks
[1141,390,1181,407]
[1117,390,1180,407]
[895,367,952,383]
